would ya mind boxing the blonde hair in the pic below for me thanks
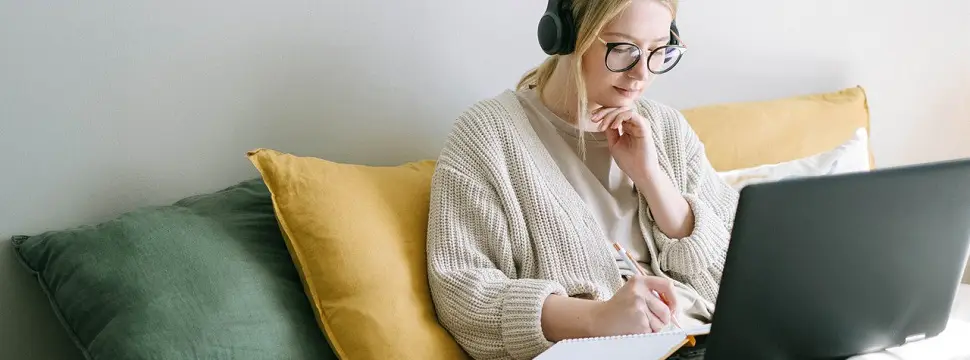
[516,0,679,126]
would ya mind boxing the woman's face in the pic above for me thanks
[582,0,674,108]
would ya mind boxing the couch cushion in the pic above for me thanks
[247,148,468,360]
[681,86,873,171]
[12,178,337,360]
[717,128,871,190]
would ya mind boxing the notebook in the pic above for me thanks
[535,324,711,360]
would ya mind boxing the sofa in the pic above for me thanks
[2,86,968,360]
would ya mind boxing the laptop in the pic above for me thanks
[703,158,970,359]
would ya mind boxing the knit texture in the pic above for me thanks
[426,90,740,360]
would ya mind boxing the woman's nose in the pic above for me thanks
[625,55,650,81]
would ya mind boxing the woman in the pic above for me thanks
[426,0,739,359]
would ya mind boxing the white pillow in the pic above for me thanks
[717,128,871,190]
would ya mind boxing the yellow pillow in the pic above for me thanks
[681,86,873,171]
[247,148,468,360]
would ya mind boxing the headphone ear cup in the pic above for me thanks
[538,12,564,55]
[537,0,576,55]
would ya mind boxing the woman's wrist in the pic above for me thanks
[541,294,601,342]
[633,161,695,238]
[632,160,664,194]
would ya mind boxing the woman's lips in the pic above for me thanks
[613,86,639,97]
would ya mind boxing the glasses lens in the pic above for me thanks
[606,44,641,72]
[648,46,685,73]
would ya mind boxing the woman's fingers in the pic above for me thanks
[644,277,678,311]
[592,107,624,121]
[612,111,633,133]
[645,309,664,332]
[593,107,651,139]
[592,107,627,124]
[605,123,622,148]
[629,276,673,332]
[603,109,633,134]
[644,294,672,327]
[599,112,626,133]
[612,111,631,135]
[598,113,622,133]
[596,108,646,137]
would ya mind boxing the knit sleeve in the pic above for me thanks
[426,127,567,360]
[649,109,740,304]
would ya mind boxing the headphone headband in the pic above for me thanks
[537,0,681,55]
[669,20,680,46]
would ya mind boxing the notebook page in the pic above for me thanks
[535,332,688,360]
[657,322,711,336]
[684,323,711,336]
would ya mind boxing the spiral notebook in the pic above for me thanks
[535,325,710,360]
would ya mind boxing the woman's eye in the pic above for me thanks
[613,45,637,54]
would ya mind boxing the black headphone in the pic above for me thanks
[538,0,680,56]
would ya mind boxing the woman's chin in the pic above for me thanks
[596,95,637,109]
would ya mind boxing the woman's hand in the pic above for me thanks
[588,275,678,336]
[592,106,696,239]
[591,106,660,182]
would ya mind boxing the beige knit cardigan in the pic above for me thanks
[426,90,740,360]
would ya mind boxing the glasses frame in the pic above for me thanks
[597,31,688,74]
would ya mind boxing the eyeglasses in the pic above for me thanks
[596,32,687,74]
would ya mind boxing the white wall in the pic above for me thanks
[4,0,970,245]
[651,1,970,167]
[2,1,969,359]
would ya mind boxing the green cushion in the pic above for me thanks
[12,178,337,360]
